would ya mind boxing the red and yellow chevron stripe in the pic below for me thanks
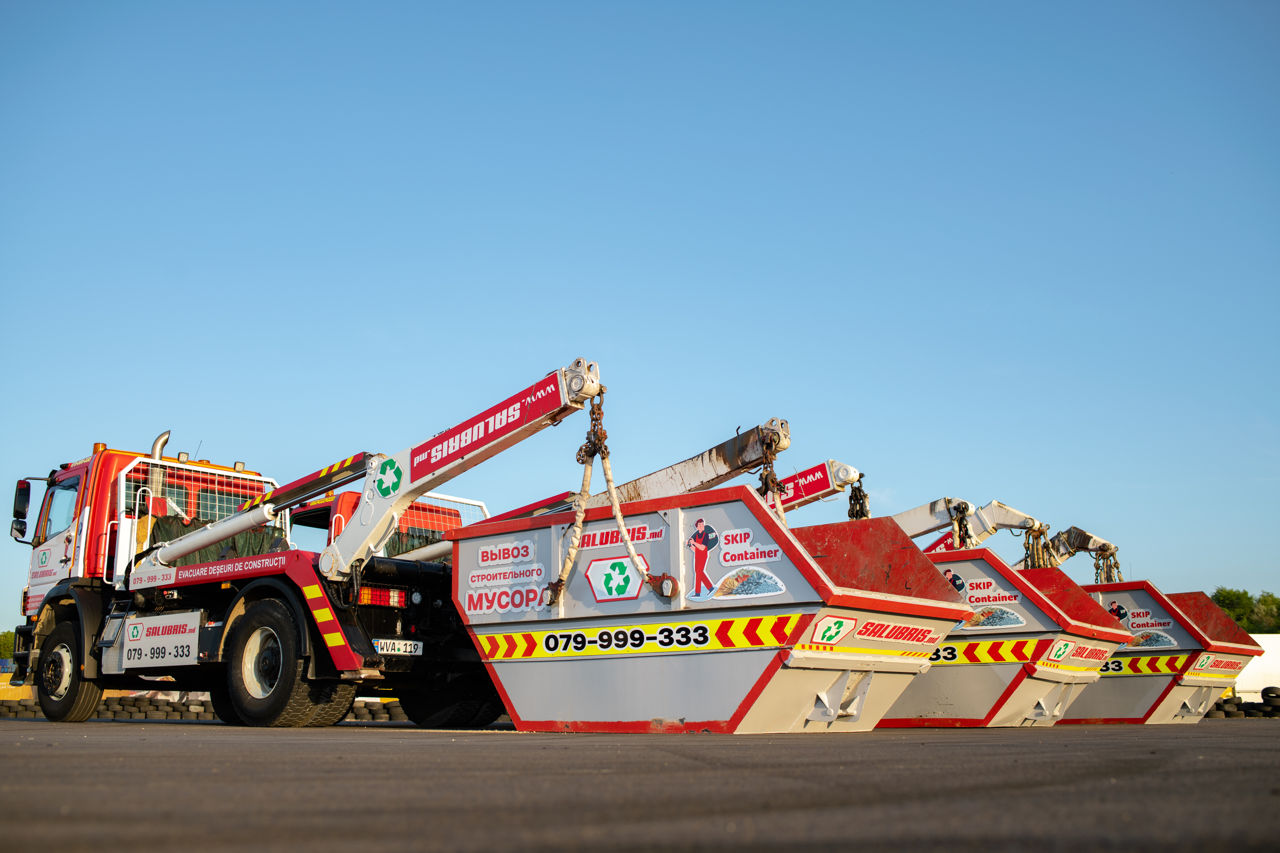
[301,582,349,654]
[477,613,802,661]
[240,454,366,510]
[1102,653,1188,676]
[928,639,1038,666]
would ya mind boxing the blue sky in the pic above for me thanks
[2,1,1277,619]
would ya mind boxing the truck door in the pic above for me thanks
[26,475,82,615]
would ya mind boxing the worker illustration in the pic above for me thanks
[942,567,966,594]
[686,518,719,599]
[1108,600,1128,621]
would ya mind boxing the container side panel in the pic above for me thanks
[1021,567,1127,636]
[1166,591,1263,652]
[790,518,962,602]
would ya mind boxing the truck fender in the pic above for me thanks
[217,578,314,668]
[30,582,106,681]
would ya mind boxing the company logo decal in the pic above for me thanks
[578,524,665,550]
[854,620,943,646]
[718,528,782,567]
[410,376,563,480]
[1193,655,1244,673]
[584,555,649,602]
[375,459,402,498]
[689,567,787,604]
[477,540,535,568]
[687,525,786,603]
[466,563,547,589]
[1127,629,1176,649]
[463,584,548,616]
[940,567,1027,630]
[810,616,857,646]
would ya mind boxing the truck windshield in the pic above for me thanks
[41,477,80,542]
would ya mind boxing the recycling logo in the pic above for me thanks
[375,459,403,498]
[603,562,632,597]
[1050,640,1073,661]
[38,551,49,567]
[129,624,142,641]
[583,554,647,603]
[810,615,857,646]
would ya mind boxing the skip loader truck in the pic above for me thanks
[9,359,603,727]
[8,351,980,733]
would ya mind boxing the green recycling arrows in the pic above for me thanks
[376,459,403,498]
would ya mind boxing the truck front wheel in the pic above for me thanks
[224,599,315,727]
[36,621,103,723]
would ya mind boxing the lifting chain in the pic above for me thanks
[847,474,870,520]
[1023,527,1051,569]
[545,391,676,607]
[756,427,787,527]
[950,501,973,549]
[1093,551,1123,584]
[577,394,608,464]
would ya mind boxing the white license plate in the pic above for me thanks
[374,638,423,656]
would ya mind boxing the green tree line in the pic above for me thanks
[1212,588,1279,633]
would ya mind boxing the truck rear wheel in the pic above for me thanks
[400,672,504,729]
[36,621,103,723]
[304,682,357,727]
[224,599,316,727]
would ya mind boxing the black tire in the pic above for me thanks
[399,691,477,728]
[36,621,104,723]
[304,682,356,727]
[1263,696,1280,708]
[1260,686,1279,699]
[1204,710,1226,718]
[224,599,315,727]
[207,672,243,725]
[400,672,504,729]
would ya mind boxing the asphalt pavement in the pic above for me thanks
[1,718,1276,852]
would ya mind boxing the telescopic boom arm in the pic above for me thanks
[132,359,601,583]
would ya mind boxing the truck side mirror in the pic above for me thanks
[13,479,30,521]
[10,518,27,541]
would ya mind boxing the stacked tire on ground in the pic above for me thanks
[1205,686,1280,719]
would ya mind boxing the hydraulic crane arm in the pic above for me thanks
[1011,525,1118,574]
[396,418,792,563]
[131,359,601,584]
[317,358,601,580]
[588,418,790,508]
[771,459,862,512]
[922,500,1047,553]
[890,498,976,548]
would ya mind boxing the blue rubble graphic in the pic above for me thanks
[968,606,1026,628]
[715,568,784,598]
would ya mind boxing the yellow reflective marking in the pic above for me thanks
[303,585,323,600]
[323,632,345,648]
[795,643,930,658]
[312,607,334,623]
[477,613,801,662]
[922,639,1039,666]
